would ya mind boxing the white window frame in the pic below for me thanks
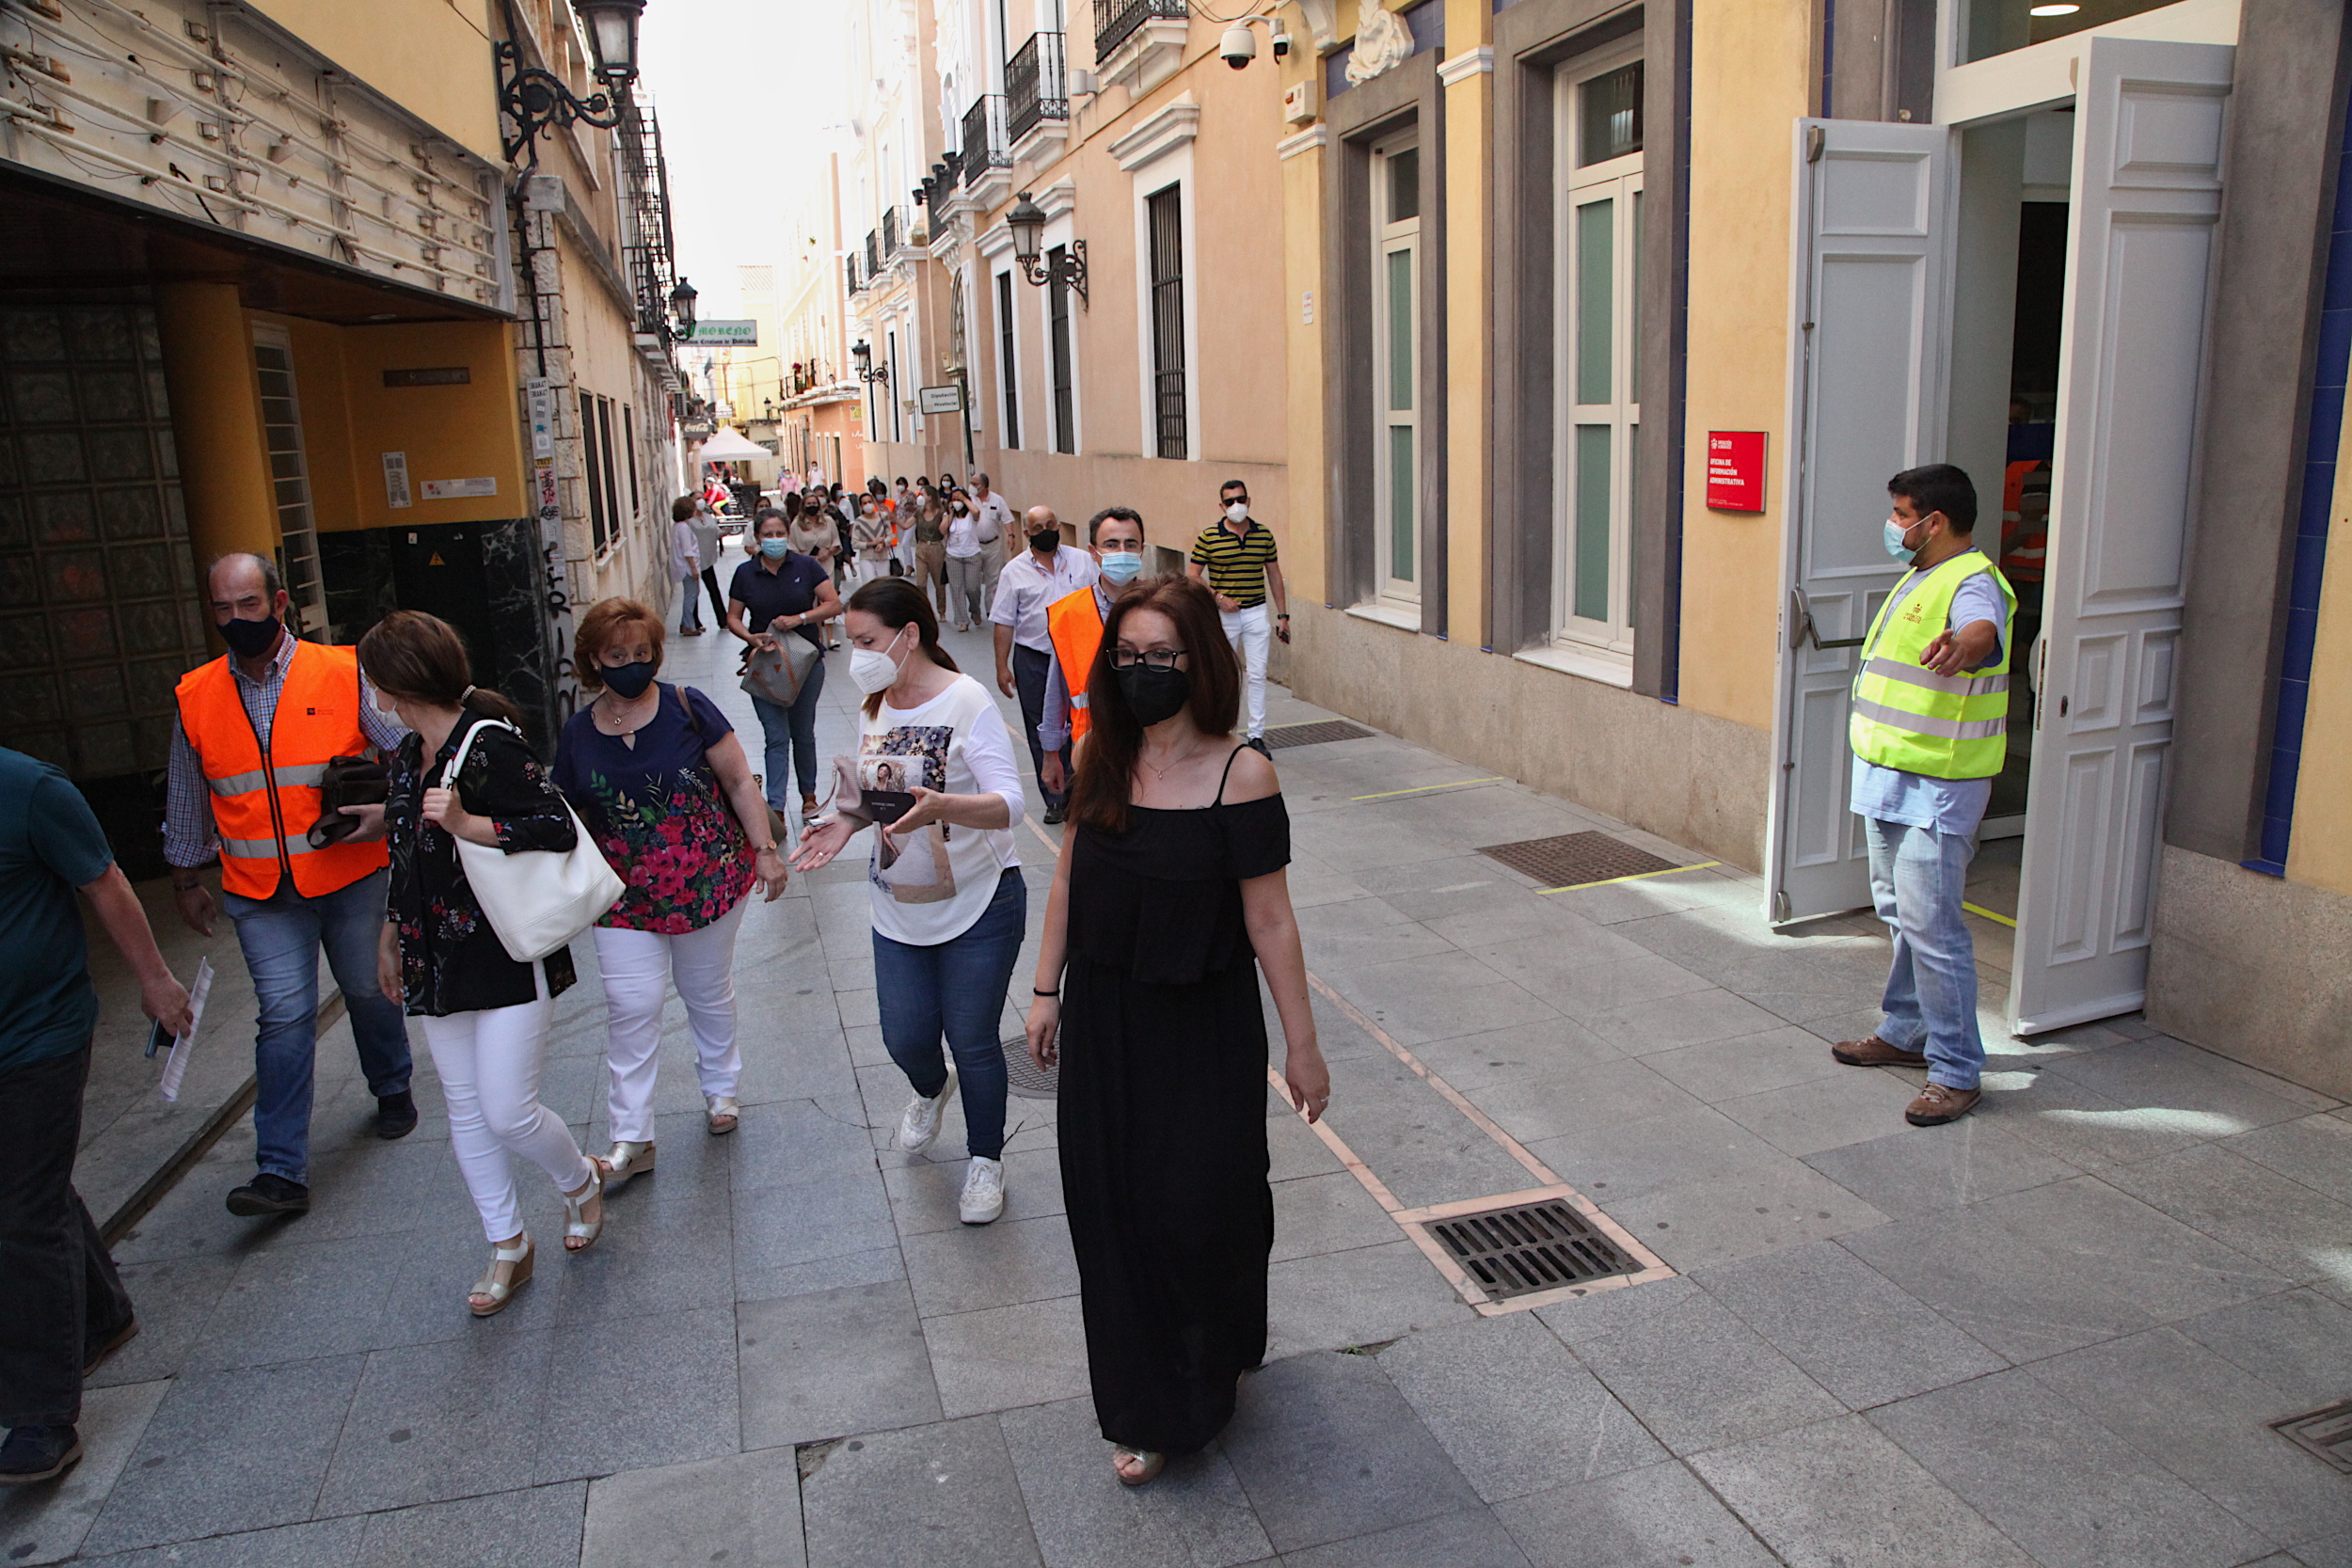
[1549,43,1644,669]
[1370,129,1422,611]
[1129,143,1200,462]
[992,260,1025,451]
[1040,208,1083,454]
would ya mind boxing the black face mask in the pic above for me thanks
[1029,530,1062,555]
[601,659,657,700]
[1116,664,1191,728]
[219,613,282,658]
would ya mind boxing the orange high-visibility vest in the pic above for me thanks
[174,641,389,899]
[1045,586,1108,745]
[2001,459,2048,585]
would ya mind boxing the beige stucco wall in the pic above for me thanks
[245,0,500,163]
[2284,406,2352,896]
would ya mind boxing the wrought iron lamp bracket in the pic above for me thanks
[497,40,623,169]
[1018,240,1089,309]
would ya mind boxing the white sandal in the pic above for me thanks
[469,1235,533,1317]
[596,1141,656,1193]
[706,1096,739,1136]
[1111,1445,1165,1486]
[563,1165,605,1253]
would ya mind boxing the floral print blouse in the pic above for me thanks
[552,683,754,934]
[386,718,580,1018]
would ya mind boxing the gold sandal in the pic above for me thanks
[597,1141,656,1193]
[563,1166,605,1253]
[469,1235,533,1317]
[1111,1445,1165,1486]
[706,1096,739,1136]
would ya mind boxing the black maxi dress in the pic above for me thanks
[1057,760,1291,1456]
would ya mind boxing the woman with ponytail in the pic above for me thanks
[359,610,607,1317]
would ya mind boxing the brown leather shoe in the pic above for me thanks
[1832,1034,1928,1068]
[1906,1083,1981,1126]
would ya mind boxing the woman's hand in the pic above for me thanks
[1025,992,1061,1070]
[752,844,790,901]
[788,816,856,872]
[376,922,404,1006]
[1282,1041,1330,1124]
[422,787,499,846]
[882,785,947,845]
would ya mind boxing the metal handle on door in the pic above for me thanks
[1788,587,1866,652]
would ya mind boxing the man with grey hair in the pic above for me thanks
[991,507,1098,823]
[165,554,415,1219]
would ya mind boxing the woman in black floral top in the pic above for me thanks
[362,611,609,1318]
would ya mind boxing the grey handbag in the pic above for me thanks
[739,629,821,705]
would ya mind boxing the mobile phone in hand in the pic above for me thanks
[146,1018,172,1058]
[863,789,917,825]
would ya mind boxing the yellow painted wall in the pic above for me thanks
[1675,0,1812,730]
[153,283,277,576]
[330,321,527,531]
[2285,421,2352,895]
[244,0,501,163]
[270,315,363,532]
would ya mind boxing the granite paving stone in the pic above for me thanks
[1603,1157,1892,1271]
[737,1278,942,1449]
[1714,1068,1921,1158]
[580,1448,805,1568]
[2096,1142,2352,1291]
[731,1168,899,1301]
[1474,1058,1705,1146]
[71,1517,366,1568]
[532,1306,740,1483]
[1801,1117,2084,1218]
[2172,1288,2352,1408]
[1278,1505,1532,1567]
[1268,1168,1409,1262]
[1490,1461,1784,1568]
[1561,1285,1845,1455]
[901,1213,1084,1316]
[83,1253,241,1389]
[920,1294,1094,1419]
[2227,1113,2352,1209]
[315,1328,555,1514]
[1639,1024,1865,1101]
[1263,1238,1473,1360]
[0,1379,168,1566]
[1001,1397,1275,1568]
[183,1232,407,1371]
[800,1416,1042,1568]
[351,1481,586,1568]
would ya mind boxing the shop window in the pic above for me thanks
[1964,0,2185,63]
[1552,52,1643,661]
[1371,132,1421,610]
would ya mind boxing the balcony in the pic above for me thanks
[865,230,880,278]
[846,255,863,297]
[961,94,1011,193]
[1007,31,1069,150]
[1094,0,1188,93]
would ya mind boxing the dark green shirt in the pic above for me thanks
[0,748,116,1073]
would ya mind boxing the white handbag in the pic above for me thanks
[440,719,623,962]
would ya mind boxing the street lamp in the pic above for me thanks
[496,1,644,170]
[669,277,697,334]
[851,340,889,385]
[1006,191,1087,309]
[572,0,645,86]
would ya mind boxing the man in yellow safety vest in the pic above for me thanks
[1830,465,2015,1128]
[1039,508,1148,801]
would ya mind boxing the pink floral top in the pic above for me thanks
[553,683,754,933]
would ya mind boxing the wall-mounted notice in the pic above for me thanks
[421,477,499,500]
[383,451,412,509]
[1705,432,1767,513]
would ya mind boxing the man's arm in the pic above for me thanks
[993,623,1018,698]
[1040,656,1072,792]
[80,864,193,1037]
[1266,557,1289,641]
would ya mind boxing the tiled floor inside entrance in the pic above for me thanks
[7,617,2348,1567]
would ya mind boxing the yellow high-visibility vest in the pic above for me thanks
[1849,549,2017,781]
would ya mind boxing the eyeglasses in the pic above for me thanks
[1109,648,1186,671]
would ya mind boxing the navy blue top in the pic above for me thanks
[552,684,754,934]
[0,748,117,1072]
[729,552,832,648]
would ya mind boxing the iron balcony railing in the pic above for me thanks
[865,230,880,277]
[1006,31,1069,145]
[846,255,862,296]
[961,94,1010,186]
[883,205,907,257]
[1094,0,1185,63]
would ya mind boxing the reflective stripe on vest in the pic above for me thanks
[204,763,328,798]
[221,832,315,861]
[1045,586,1108,744]
[1848,551,2017,781]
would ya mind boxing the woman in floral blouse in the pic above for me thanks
[553,598,789,1196]
[363,611,607,1318]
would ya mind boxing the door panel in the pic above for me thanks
[1766,119,1953,924]
[2009,36,2233,1034]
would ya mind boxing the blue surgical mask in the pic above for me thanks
[1099,550,1143,585]
[759,536,790,559]
[1883,516,1920,564]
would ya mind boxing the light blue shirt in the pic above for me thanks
[1849,557,2009,836]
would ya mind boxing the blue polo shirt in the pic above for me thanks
[0,748,118,1073]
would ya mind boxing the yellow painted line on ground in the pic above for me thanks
[1963,901,2018,928]
[1348,777,1508,801]
[1535,861,1723,895]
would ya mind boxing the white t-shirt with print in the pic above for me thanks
[858,673,1025,945]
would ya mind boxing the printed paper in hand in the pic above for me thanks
[159,958,214,1103]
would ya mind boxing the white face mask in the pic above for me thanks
[849,624,911,696]
[1225,501,1249,523]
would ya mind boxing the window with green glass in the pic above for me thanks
[1575,199,1613,406]
[1387,247,1414,412]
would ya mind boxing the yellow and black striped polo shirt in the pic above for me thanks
[1188,519,1279,608]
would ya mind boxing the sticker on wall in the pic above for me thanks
[535,458,560,524]
[420,477,499,500]
[1705,432,1767,513]
[527,377,556,460]
[383,451,411,509]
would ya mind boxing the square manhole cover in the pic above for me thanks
[1476,830,1681,890]
[2272,1399,2352,1473]
[1003,1035,1057,1101]
[1265,720,1375,750]
[1425,1197,1638,1301]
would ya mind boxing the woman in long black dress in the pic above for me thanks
[1025,576,1328,1486]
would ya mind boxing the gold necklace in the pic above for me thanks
[1138,738,1205,781]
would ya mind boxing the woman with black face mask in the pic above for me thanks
[1021,576,1326,1489]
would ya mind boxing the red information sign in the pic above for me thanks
[1706,431,1767,513]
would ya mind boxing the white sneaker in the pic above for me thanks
[959,1156,1006,1225]
[898,1066,958,1154]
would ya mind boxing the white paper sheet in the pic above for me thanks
[158,957,214,1103]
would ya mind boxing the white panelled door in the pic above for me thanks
[2010,38,2234,1035]
[1766,119,1953,925]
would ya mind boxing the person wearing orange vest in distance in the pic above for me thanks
[1999,456,2049,690]
[166,554,417,1219]
[1039,508,1149,802]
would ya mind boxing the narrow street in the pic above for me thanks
[7,623,2346,1568]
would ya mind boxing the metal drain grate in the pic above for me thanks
[1264,720,1375,750]
[2272,1400,2352,1474]
[1425,1197,1638,1301]
[1003,1035,1058,1100]
[1476,831,1680,890]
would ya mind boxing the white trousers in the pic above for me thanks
[420,969,594,1243]
[1220,602,1272,739]
[594,898,746,1143]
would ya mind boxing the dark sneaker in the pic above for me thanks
[1246,736,1272,758]
[83,1318,138,1378]
[1832,1034,1928,1068]
[226,1173,310,1217]
[1906,1083,1982,1126]
[0,1425,81,1485]
[375,1090,419,1140]
[1041,803,1067,826]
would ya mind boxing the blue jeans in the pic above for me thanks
[750,649,827,807]
[1865,817,1984,1090]
[873,868,1025,1161]
[224,868,413,1183]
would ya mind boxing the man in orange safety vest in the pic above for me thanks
[1039,508,1149,800]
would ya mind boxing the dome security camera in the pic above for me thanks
[1220,22,1258,68]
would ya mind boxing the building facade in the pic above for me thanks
[1276,0,2349,1093]
[0,0,689,872]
